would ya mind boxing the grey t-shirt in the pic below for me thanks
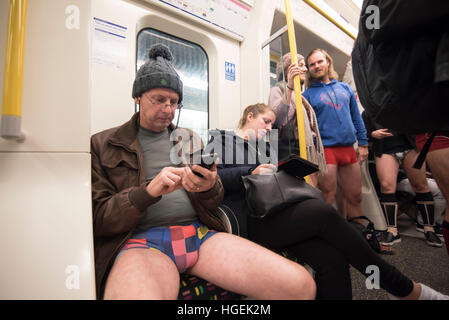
[136,126,197,230]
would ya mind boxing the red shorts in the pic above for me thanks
[415,131,449,152]
[324,146,358,165]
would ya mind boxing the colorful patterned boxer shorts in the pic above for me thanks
[117,221,217,273]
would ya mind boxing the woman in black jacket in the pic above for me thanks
[206,103,448,300]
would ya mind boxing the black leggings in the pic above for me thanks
[248,199,414,300]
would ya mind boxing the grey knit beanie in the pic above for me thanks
[132,43,183,102]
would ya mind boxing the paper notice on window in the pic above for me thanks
[92,17,128,70]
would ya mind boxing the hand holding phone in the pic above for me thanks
[183,151,219,192]
[192,152,219,177]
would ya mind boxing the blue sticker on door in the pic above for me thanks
[225,62,235,81]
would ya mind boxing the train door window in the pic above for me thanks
[268,36,284,90]
[270,59,278,88]
[136,29,209,142]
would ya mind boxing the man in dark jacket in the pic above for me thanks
[91,44,316,300]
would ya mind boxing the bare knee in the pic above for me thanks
[104,276,179,300]
[318,183,337,204]
[346,189,362,205]
[380,181,396,194]
[318,171,337,201]
[104,249,180,300]
[410,181,430,194]
[284,266,317,300]
[296,269,317,300]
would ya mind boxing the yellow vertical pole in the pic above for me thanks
[284,0,307,161]
[1,0,28,139]
[284,0,310,183]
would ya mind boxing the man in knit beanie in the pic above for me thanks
[90,43,317,300]
[132,44,183,102]
[132,44,183,132]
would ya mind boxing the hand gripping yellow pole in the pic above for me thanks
[1,0,28,140]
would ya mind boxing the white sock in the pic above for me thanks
[388,284,449,300]
[419,283,449,300]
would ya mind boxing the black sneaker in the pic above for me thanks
[416,222,424,233]
[434,224,443,237]
[416,222,443,237]
[425,231,443,247]
[380,231,401,246]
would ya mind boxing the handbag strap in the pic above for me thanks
[347,215,374,228]
[413,132,436,169]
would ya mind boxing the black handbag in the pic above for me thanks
[241,169,323,218]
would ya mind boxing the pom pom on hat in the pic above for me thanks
[132,43,183,101]
[149,43,173,61]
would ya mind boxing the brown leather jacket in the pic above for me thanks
[91,112,226,298]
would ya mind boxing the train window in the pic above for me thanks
[268,36,283,90]
[270,60,278,88]
[136,29,209,142]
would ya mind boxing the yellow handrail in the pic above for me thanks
[303,0,356,40]
[1,0,28,140]
[284,0,309,183]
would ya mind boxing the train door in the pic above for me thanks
[90,0,243,137]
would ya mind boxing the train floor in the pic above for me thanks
[350,213,449,300]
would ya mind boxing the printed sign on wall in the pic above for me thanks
[92,17,128,70]
[225,62,235,81]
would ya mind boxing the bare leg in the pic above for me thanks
[426,148,449,254]
[403,150,436,234]
[188,232,316,300]
[425,148,449,223]
[318,164,338,206]
[375,154,400,236]
[336,185,347,219]
[338,162,363,219]
[104,249,180,300]
[375,154,399,194]
[403,150,430,193]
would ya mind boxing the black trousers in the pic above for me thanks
[248,199,414,300]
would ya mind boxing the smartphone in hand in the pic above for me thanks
[191,151,219,177]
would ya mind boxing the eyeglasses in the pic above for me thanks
[143,94,182,110]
